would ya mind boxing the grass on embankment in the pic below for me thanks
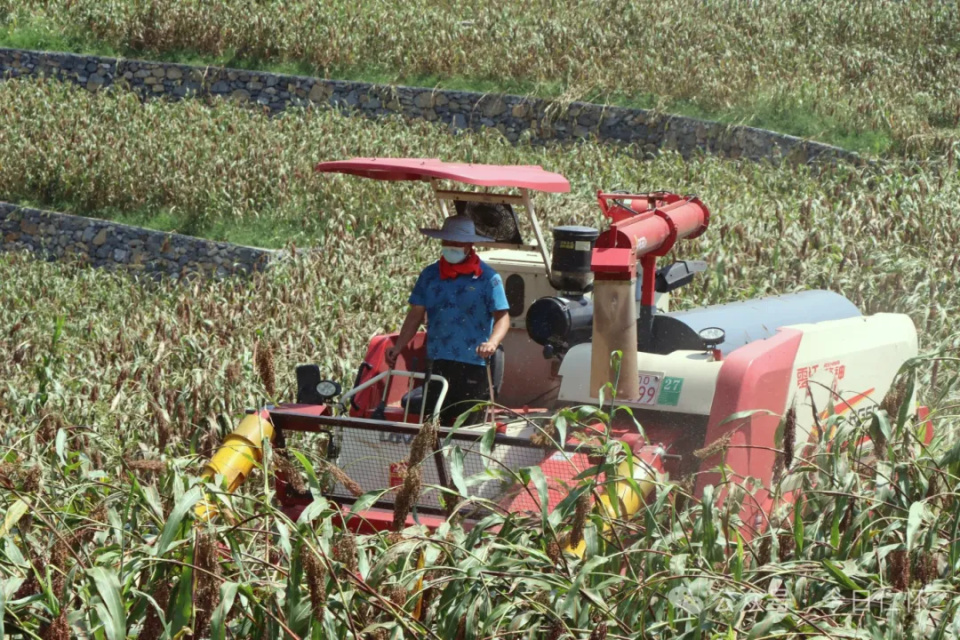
[2,75,960,351]
[0,23,892,156]
[3,0,960,155]
[11,198,324,250]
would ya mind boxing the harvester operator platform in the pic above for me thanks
[385,215,510,425]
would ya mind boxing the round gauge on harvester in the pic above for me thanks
[698,327,726,350]
[315,380,342,401]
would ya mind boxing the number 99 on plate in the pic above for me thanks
[637,371,664,405]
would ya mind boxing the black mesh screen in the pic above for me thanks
[454,200,523,244]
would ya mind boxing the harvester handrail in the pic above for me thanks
[338,369,449,424]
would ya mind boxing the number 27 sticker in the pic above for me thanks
[637,371,663,405]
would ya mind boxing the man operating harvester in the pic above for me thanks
[385,215,510,425]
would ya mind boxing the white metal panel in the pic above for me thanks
[557,344,722,414]
[782,313,918,447]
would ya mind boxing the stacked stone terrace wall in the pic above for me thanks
[0,47,859,164]
[0,47,860,278]
[0,203,274,278]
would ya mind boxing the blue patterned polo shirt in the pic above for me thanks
[409,260,510,366]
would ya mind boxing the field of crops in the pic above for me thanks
[2,0,960,153]
[2,245,959,638]
[2,71,960,636]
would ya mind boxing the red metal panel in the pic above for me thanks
[348,332,428,418]
[314,158,571,193]
[695,328,803,536]
[279,503,451,534]
[337,506,451,535]
[591,247,637,276]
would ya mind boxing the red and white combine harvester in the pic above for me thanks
[201,158,921,538]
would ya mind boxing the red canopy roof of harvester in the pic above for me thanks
[314,157,571,193]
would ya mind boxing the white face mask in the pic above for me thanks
[442,247,467,264]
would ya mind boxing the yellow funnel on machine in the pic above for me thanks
[195,412,275,521]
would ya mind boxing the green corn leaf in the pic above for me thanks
[822,559,866,594]
[479,425,496,467]
[747,611,789,639]
[906,501,925,552]
[210,582,240,640]
[561,556,600,618]
[0,579,7,639]
[87,567,127,640]
[275,517,292,558]
[55,427,68,463]
[169,564,194,634]
[717,408,776,428]
[554,413,568,445]
[449,446,468,496]
[518,466,550,526]
[931,601,957,640]
[733,531,744,582]
[290,449,324,498]
[0,498,29,538]
[831,507,842,551]
[156,486,204,557]
[348,490,382,517]
[896,372,916,431]
[793,497,804,556]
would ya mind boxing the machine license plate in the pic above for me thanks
[637,371,664,405]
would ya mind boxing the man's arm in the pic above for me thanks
[386,304,426,367]
[477,310,509,359]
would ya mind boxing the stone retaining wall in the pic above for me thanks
[0,47,859,165]
[0,203,274,277]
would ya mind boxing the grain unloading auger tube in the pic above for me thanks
[588,191,710,400]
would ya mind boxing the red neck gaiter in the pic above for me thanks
[439,250,483,280]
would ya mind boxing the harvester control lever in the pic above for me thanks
[370,368,394,421]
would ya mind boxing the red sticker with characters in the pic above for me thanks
[637,371,664,405]
[389,461,407,487]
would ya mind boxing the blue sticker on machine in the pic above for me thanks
[658,377,684,406]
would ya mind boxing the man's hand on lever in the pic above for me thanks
[385,346,401,368]
[477,310,510,360]
[476,340,499,359]
[386,304,426,369]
